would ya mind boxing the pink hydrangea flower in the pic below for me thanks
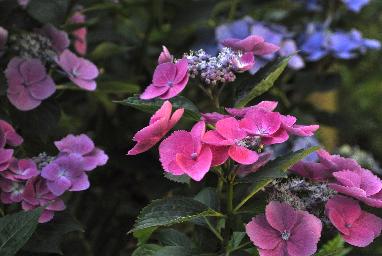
[201,112,229,125]
[36,24,70,54]
[5,57,56,111]
[203,117,259,165]
[22,177,66,223]
[326,195,382,247]
[159,121,212,181]
[0,26,8,56]
[317,149,361,172]
[232,52,255,72]
[158,46,173,64]
[56,50,99,91]
[55,134,108,171]
[246,201,322,256]
[41,154,89,196]
[0,120,23,147]
[1,158,39,181]
[236,152,272,177]
[281,115,319,137]
[0,179,24,204]
[0,149,13,172]
[140,58,189,100]
[329,168,382,207]
[222,35,280,55]
[128,101,184,155]
[69,11,87,56]
[290,161,332,181]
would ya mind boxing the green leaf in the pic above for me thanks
[129,197,223,233]
[163,173,190,184]
[132,244,162,256]
[315,235,351,256]
[115,95,201,121]
[133,227,157,246]
[153,246,196,256]
[242,146,320,185]
[234,56,291,108]
[96,81,140,93]
[90,42,128,60]
[22,212,83,255]
[0,208,42,256]
[27,0,69,25]
[155,228,193,247]
[227,232,246,252]
[194,187,220,211]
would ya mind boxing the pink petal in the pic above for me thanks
[236,152,272,177]
[7,87,41,111]
[174,58,189,84]
[265,201,297,233]
[257,242,287,256]
[290,161,332,181]
[152,62,176,85]
[358,168,382,196]
[210,145,229,166]
[77,59,99,80]
[47,177,71,196]
[333,170,361,188]
[149,100,172,125]
[329,183,367,198]
[203,130,234,146]
[38,210,54,223]
[168,108,184,128]
[246,215,281,250]
[57,50,80,74]
[252,42,280,56]
[228,145,259,165]
[140,84,168,100]
[240,109,281,136]
[69,173,90,191]
[262,128,289,145]
[19,59,46,84]
[216,117,246,140]
[159,75,188,99]
[201,112,228,125]
[176,146,212,181]
[46,198,66,211]
[70,77,97,91]
[286,124,319,137]
[158,45,173,64]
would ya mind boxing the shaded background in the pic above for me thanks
[1,0,382,255]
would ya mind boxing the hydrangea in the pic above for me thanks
[1,158,39,181]
[0,179,25,204]
[55,134,108,171]
[342,0,370,12]
[36,24,70,54]
[5,57,56,111]
[69,11,87,56]
[128,101,184,155]
[0,120,23,147]
[0,26,8,57]
[158,46,173,64]
[0,149,13,172]
[326,195,382,247]
[246,201,322,256]
[22,177,66,223]
[56,50,99,91]
[140,58,189,100]
[41,154,90,196]
[159,121,213,181]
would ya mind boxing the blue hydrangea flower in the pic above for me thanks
[299,23,330,61]
[342,0,370,12]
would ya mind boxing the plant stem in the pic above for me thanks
[227,180,234,214]
[233,180,268,213]
[204,217,224,242]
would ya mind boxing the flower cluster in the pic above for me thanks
[216,17,305,73]
[140,35,278,99]
[0,121,108,223]
[1,7,97,111]
[129,100,318,181]
[289,149,382,247]
[300,0,370,13]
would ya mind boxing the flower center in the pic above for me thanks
[235,136,263,152]
[167,81,173,87]
[345,223,352,228]
[281,230,290,241]
[190,152,198,160]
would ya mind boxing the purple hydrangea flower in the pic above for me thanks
[342,0,370,12]
[1,158,39,181]
[41,154,89,196]
[22,177,66,223]
[0,120,23,147]
[36,24,70,54]
[54,134,108,171]
[0,149,13,172]
[299,23,330,61]
[0,179,24,204]
[5,57,56,111]
[0,27,7,57]
[215,17,253,43]
[56,50,99,91]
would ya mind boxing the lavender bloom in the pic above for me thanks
[5,57,56,111]
[22,177,66,223]
[54,134,108,171]
[0,120,23,147]
[215,17,253,44]
[56,50,99,91]
[342,0,370,12]
[329,29,381,59]
[41,154,89,196]
[0,179,24,204]
[0,149,13,172]
[1,158,39,181]
[0,27,8,57]
[36,24,70,54]
[292,136,320,162]
[299,23,330,61]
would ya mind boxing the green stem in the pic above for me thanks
[227,180,234,214]
[204,217,224,242]
[230,241,252,253]
[233,180,269,213]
